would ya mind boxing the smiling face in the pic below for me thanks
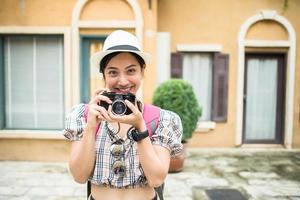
[103,52,144,95]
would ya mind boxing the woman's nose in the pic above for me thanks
[117,74,129,85]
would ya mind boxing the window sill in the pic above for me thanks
[240,144,286,149]
[0,130,65,140]
[195,121,216,133]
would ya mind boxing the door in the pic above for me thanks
[243,53,286,144]
[80,36,106,103]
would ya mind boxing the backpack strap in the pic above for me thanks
[83,104,89,120]
[155,183,164,200]
[143,104,160,138]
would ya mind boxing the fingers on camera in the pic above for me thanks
[93,89,105,96]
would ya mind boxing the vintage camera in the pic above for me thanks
[99,92,136,115]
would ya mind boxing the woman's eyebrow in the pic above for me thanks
[105,66,118,70]
[105,64,137,70]
[125,64,137,69]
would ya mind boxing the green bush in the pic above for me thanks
[152,79,201,142]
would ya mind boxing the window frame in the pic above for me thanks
[80,35,106,103]
[243,52,286,144]
[0,26,71,138]
[175,44,226,132]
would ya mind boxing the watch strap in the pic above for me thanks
[130,129,149,142]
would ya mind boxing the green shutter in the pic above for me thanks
[80,37,91,103]
[80,36,106,103]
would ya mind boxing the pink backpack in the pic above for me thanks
[83,104,160,138]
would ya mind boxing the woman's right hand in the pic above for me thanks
[86,89,112,128]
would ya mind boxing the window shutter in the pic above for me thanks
[212,53,229,122]
[171,53,183,78]
[0,37,4,129]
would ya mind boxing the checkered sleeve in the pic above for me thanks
[151,109,183,157]
[62,104,86,141]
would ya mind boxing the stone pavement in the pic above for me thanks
[166,148,300,200]
[0,148,300,200]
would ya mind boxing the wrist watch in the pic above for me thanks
[128,128,149,142]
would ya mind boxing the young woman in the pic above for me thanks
[63,30,183,200]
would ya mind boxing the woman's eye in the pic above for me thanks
[108,71,118,76]
[128,68,136,74]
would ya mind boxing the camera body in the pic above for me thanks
[99,91,136,115]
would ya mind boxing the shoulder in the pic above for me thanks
[143,104,181,126]
[63,104,86,141]
[151,108,183,156]
[159,108,181,125]
[69,104,86,115]
[65,104,86,125]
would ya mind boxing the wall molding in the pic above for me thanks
[236,10,296,148]
[0,26,72,112]
[71,0,144,104]
[177,44,223,52]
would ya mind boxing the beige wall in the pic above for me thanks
[158,0,300,148]
[0,0,77,26]
[0,0,158,102]
[0,0,158,161]
[246,21,288,40]
[138,0,158,103]
[0,0,299,162]
[0,139,71,161]
[81,0,134,20]
[75,0,158,103]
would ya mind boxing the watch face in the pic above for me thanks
[127,128,135,141]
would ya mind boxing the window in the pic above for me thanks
[80,36,105,103]
[0,35,64,130]
[171,52,228,122]
[243,54,286,143]
[182,53,213,121]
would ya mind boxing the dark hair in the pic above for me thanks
[99,52,145,74]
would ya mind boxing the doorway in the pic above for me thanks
[243,53,286,144]
[80,36,106,103]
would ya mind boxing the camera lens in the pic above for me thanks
[111,100,127,115]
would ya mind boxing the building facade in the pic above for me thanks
[0,0,299,161]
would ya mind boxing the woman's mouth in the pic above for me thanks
[114,87,134,94]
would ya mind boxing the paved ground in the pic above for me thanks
[0,148,300,200]
[166,148,300,200]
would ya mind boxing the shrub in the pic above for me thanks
[152,79,201,142]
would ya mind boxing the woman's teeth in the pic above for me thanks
[118,88,131,93]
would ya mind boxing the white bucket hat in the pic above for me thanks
[90,30,151,73]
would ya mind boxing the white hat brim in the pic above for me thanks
[91,49,151,72]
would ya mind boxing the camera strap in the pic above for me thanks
[83,104,160,138]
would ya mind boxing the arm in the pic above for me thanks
[108,102,179,187]
[134,111,183,187]
[68,91,112,184]
[137,136,171,187]
[69,124,97,184]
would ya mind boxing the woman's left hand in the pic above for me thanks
[107,100,146,131]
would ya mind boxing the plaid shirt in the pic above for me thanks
[63,104,183,188]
